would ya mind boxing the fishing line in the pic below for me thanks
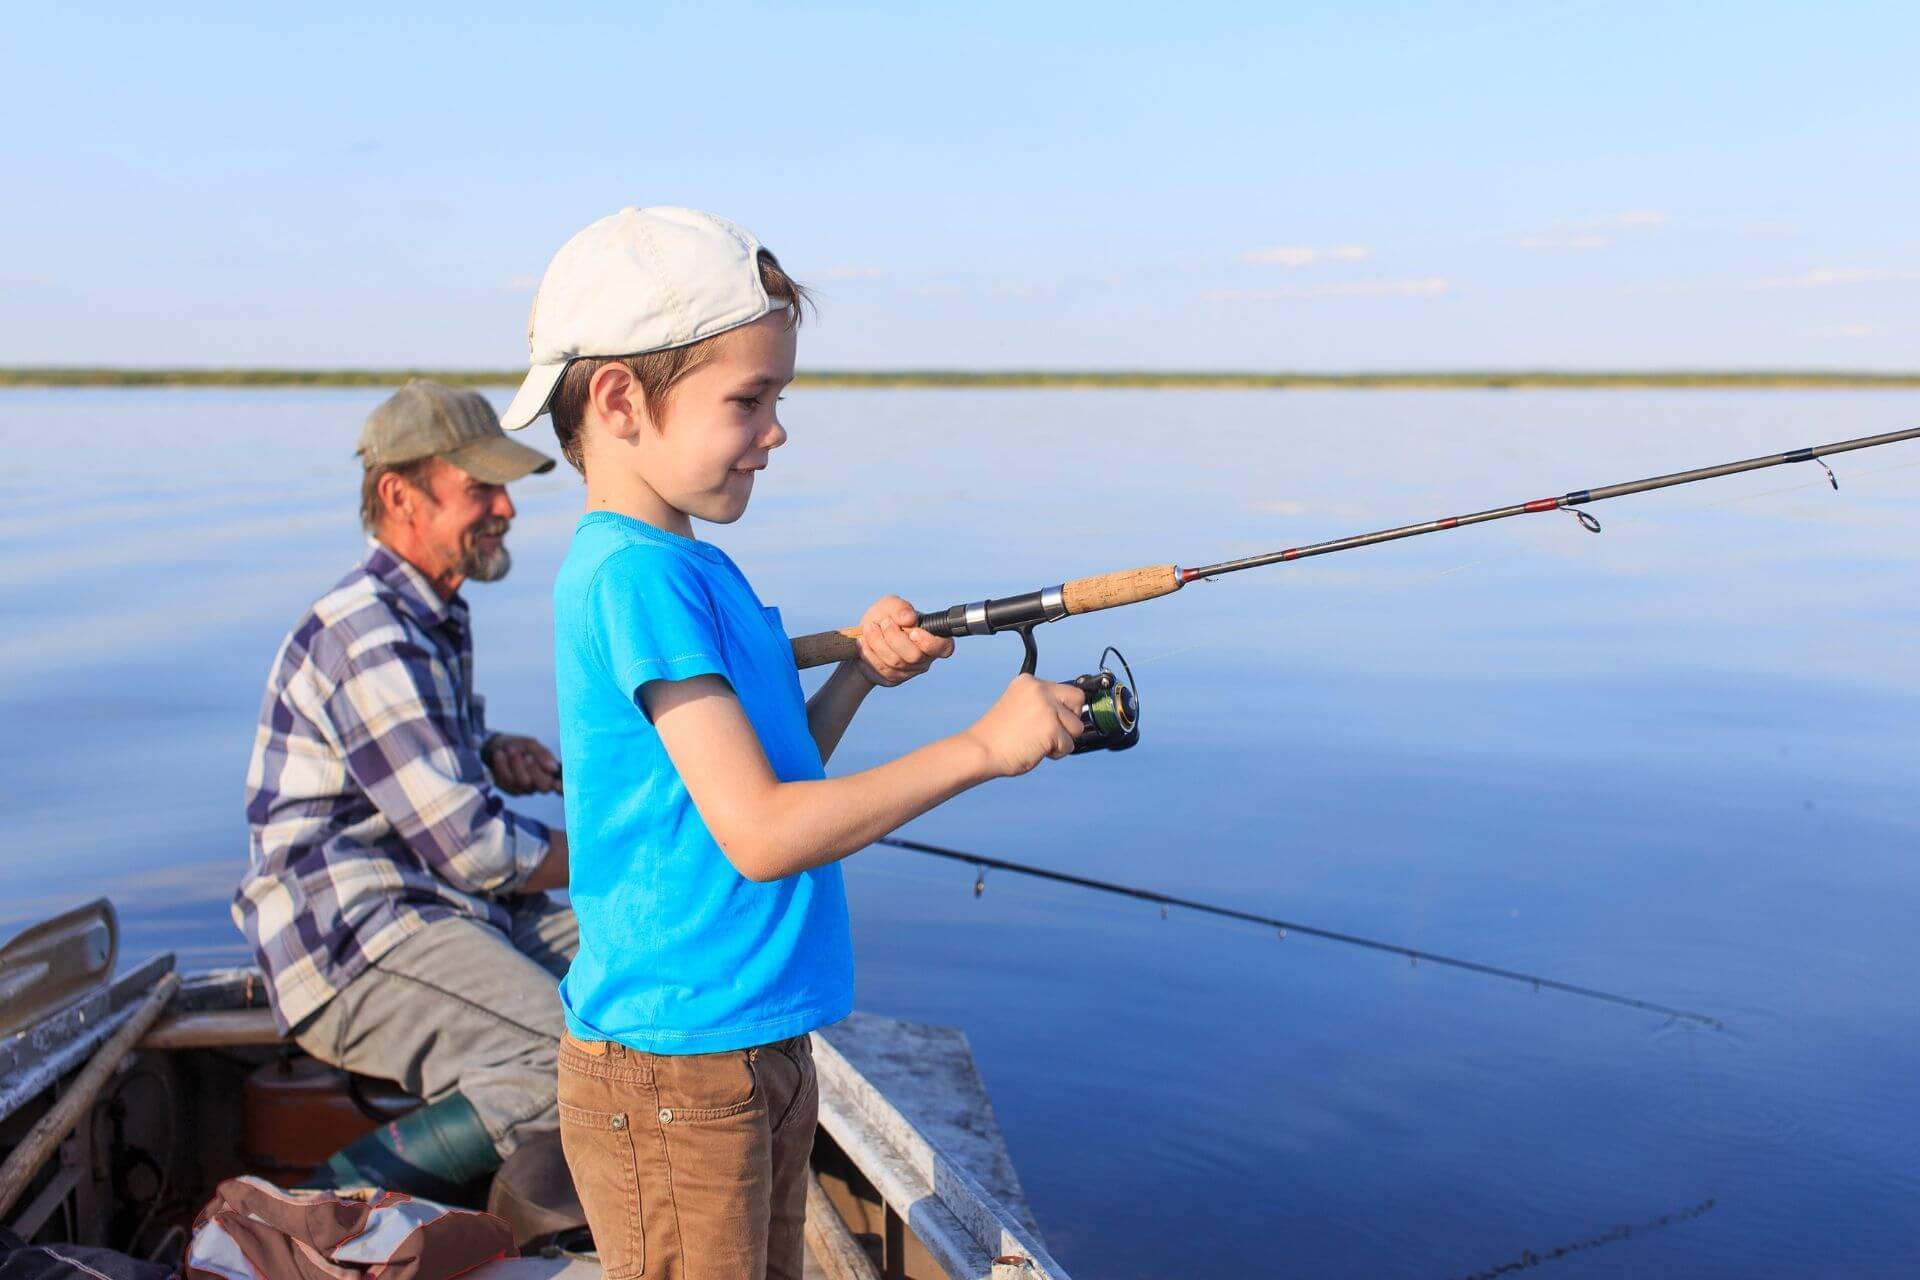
[792,426,1920,697]
[874,835,1725,1029]
[1128,554,1491,668]
[1684,454,1920,512]
[1435,1023,1724,1277]
[1128,451,1920,671]
[1681,1021,1719,1202]
[1444,1197,1717,1280]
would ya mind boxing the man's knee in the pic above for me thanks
[289,1001,344,1069]
[494,1091,562,1155]
[456,1039,566,1157]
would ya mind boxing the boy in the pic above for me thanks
[501,207,1085,1280]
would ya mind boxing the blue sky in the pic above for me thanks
[3,2,1916,370]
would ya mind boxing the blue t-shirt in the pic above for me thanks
[553,511,853,1053]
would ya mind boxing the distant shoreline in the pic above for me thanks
[3,368,1918,390]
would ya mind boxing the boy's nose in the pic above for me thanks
[761,417,789,450]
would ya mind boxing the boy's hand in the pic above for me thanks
[853,595,954,687]
[962,674,1087,777]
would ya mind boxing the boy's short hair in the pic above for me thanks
[548,250,810,474]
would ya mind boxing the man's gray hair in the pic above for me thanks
[358,457,439,533]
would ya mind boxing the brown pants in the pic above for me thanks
[557,1031,818,1280]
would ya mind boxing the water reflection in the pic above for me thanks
[1,387,1916,1277]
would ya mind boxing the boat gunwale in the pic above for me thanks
[0,953,176,1120]
[5,953,1072,1280]
[812,1031,1069,1279]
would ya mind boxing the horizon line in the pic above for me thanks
[3,367,1919,390]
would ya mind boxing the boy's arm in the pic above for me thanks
[805,662,874,765]
[648,673,1084,883]
[805,596,954,765]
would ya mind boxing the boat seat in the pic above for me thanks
[138,1006,283,1049]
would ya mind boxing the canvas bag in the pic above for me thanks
[185,1177,515,1280]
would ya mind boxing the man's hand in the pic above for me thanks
[483,734,562,795]
[854,595,954,687]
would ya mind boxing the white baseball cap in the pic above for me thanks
[501,206,789,432]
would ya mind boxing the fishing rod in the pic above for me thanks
[790,427,1920,707]
[878,835,1726,1029]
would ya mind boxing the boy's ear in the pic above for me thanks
[588,363,651,441]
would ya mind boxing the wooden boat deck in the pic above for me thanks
[5,931,1071,1280]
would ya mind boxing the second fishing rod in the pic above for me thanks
[787,425,1920,749]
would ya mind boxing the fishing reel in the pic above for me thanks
[1012,626,1140,755]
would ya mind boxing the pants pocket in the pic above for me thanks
[653,1049,762,1124]
[558,1100,645,1278]
[773,1056,816,1136]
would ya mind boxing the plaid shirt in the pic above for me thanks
[237,541,552,1031]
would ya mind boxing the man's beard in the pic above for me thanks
[458,518,513,582]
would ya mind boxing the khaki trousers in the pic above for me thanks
[557,1031,818,1280]
[292,897,578,1159]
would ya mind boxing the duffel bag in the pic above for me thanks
[185,1176,514,1280]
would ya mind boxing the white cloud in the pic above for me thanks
[1603,210,1669,229]
[1518,233,1611,251]
[1240,244,1373,267]
[1208,276,1452,301]
[1513,211,1668,251]
[1750,267,1897,289]
[1800,267,1881,286]
[991,278,1056,297]
[1802,322,1886,338]
[823,264,886,279]
[506,273,541,291]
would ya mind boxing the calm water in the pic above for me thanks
[2,387,1917,1277]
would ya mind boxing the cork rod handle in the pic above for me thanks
[1060,563,1183,615]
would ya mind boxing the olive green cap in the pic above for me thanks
[356,378,556,483]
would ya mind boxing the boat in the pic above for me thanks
[0,900,1071,1279]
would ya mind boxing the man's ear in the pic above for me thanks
[376,469,418,525]
[376,459,440,526]
[589,363,651,442]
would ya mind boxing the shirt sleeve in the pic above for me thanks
[588,546,729,709]
[322,636,551,896]
[471,692,491,746]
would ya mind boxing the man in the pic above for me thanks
[236,379,572,1198]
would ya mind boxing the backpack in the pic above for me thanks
[185,1177,515,1280]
